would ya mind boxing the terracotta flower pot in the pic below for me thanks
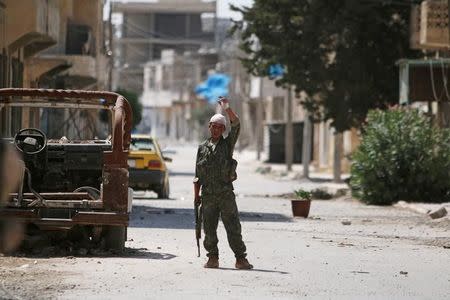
[291,199,311,218]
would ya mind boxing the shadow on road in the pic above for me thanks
[130,205,292,229]
[217,267,289,275]
[168,171,195,177]
[122,247,177,260]
[7,246,177,260]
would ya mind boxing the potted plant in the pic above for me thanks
[291,189,312,217]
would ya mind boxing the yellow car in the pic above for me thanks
[128,135,171,198]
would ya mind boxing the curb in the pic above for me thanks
[394,201,431,215]
[394,201,450,220]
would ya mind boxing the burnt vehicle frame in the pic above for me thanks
[0,88,133,250]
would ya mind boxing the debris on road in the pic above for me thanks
[338,242,355,247]
[400,271,408,275]
[351,271,370,274]
[428,207,448,220]
[311,188,333,200]
[255,166,271,174]
[341,219,352,225]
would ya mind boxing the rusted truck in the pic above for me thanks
[0,88,133,251]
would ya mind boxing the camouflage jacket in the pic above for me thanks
[195,120,240,194]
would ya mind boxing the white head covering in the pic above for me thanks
[209,114,226,126]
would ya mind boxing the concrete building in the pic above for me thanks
[0,0,111,139]
[41,0,109,91]
[112,0,216,94]
[0,0,60,135]
[247,75,359,174]
[138,49,217,140]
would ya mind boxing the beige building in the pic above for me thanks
[245,74,360,174]
[139,49,217,141]
[112,0,216,94]
[0,0,110,139]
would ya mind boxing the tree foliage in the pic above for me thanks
[232,0,421,131]
[115,88,142,129]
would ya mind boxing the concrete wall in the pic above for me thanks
[5,0,59,50]
[72,0,100,32]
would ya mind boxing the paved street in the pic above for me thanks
[1,143,450,299]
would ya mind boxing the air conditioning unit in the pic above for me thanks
[419,0,449,49]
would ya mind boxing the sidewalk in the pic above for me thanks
[237,148,450,221]
[394,201,450,221]
[235,148,349,195]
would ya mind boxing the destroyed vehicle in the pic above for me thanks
[0,88,133,251]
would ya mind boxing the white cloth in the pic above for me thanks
[209,114,226,126]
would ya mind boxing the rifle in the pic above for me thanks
[194,199,203,257]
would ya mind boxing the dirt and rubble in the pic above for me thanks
[0,255,70,299]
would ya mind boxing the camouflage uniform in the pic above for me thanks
[195,120,247,259]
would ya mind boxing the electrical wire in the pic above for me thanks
[429,60,445,102]
[267,124,282,133]
[121,18,214,40]
[73,186,101,200]
[440,59,450,101]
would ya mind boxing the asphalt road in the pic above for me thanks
[1,143,449,299]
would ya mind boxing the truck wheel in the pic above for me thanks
[104,226,126,252]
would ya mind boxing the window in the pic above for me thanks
[130,138,154,151]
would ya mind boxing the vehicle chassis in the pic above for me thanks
[0,88,133,248]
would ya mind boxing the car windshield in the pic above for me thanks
[0,106,112,141]
[131,138,155,151]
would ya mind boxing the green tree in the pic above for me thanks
[115,88,142,129]
[232,0,421,131]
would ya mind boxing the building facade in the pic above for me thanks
[112,0,216,94]
[0,0,110,139]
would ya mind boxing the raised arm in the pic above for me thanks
[219,96,239,124]
[219,97,240,151]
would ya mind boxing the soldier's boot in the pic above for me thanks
[204,255,219,268]
[235,258,253,270]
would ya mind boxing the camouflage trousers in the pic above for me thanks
[202,189,247,259]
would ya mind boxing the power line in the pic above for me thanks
[429,60,446,102]
[440,59,450,101]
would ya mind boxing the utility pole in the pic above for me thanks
[108,0,113,91]
[285,86,293,171]
[256,77,264,160]
[333,131,343,183]
[437,0,450,127]
[443,0,450,128]
[302,111,312,178]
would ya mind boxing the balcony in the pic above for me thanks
[6,0,59,56]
